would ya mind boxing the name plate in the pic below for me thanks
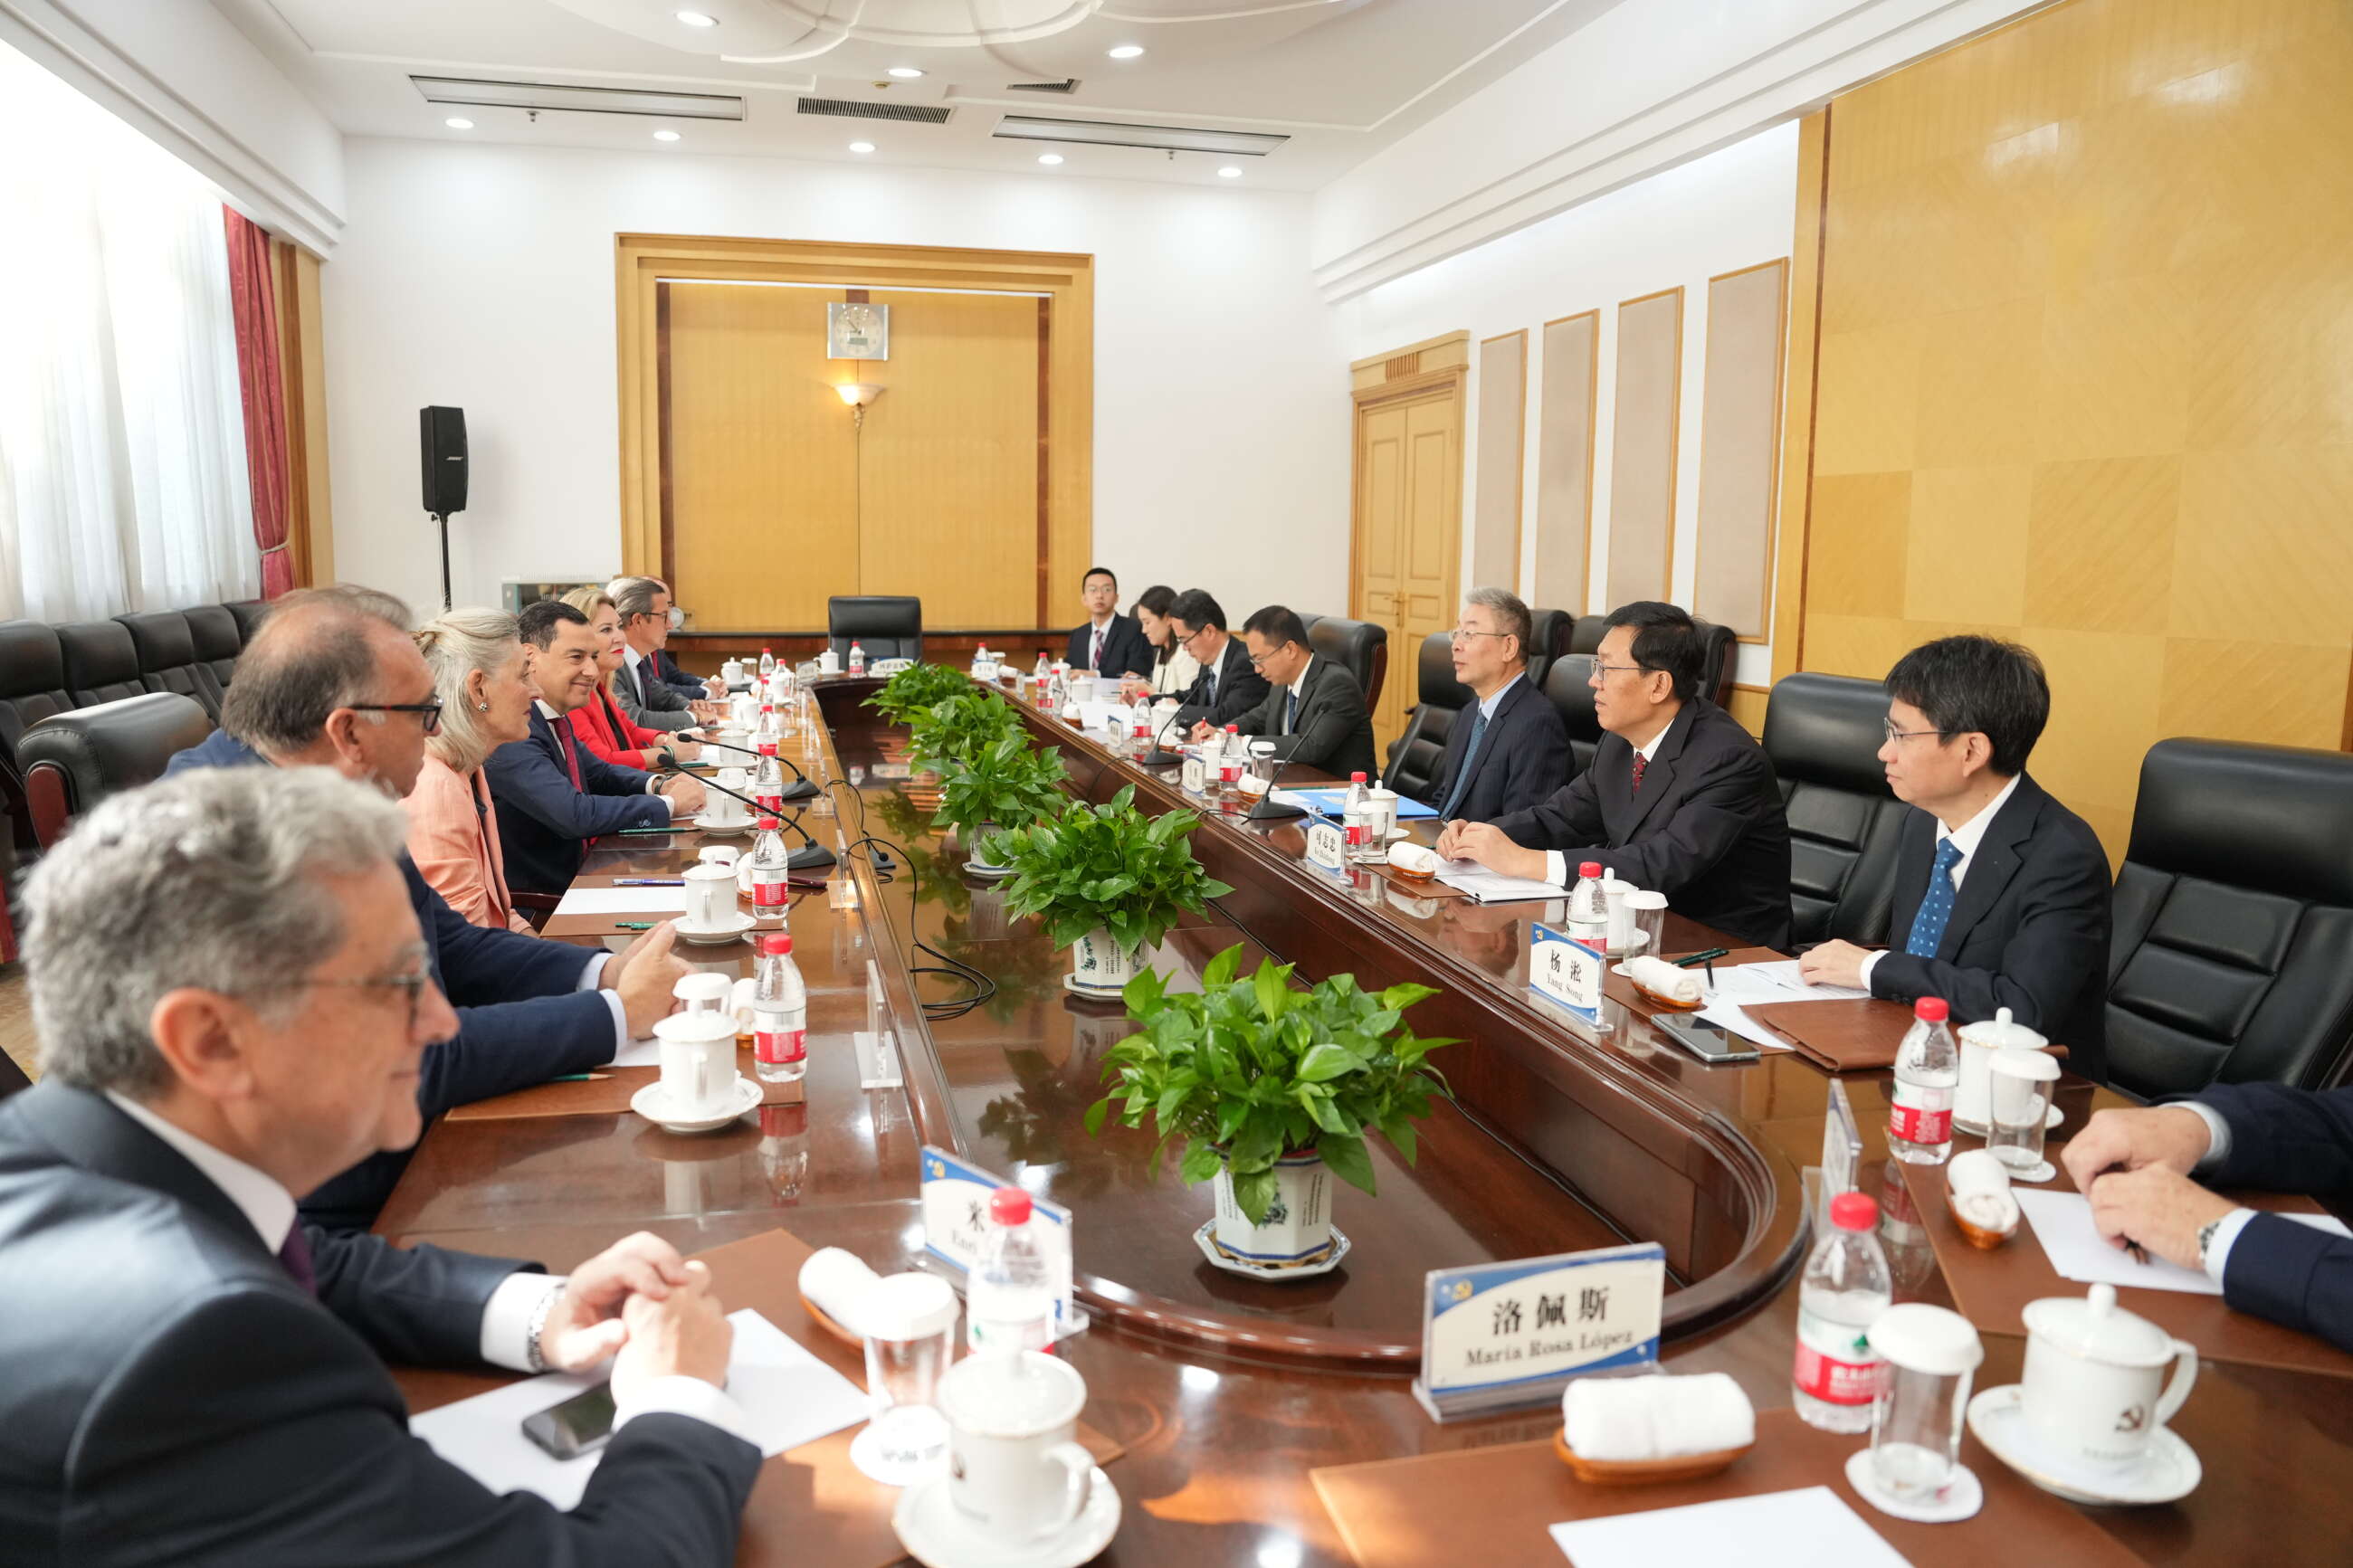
[919,1146,1081,1337]
[1305,818,1348,870]
[1529,922,1607,1029]
[1413,1242,1666,1421]
[1181,756,1205,795]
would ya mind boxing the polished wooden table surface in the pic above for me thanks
[381,679,2353,1567]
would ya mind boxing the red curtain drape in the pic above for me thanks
[223,205,294,599]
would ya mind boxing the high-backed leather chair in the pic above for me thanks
[18,692,214,849]
[1525,608,1575,687]
[1302,614,1387,714]
[223,598,271,645]
[116,610,221,719]
[1541,653,1603,777]
[827,596,922,663]
[55,621,144,708]
[1564,611,1738,707]
[1567,614,1608,654]
[185,603,243,698]
[2106,739,2353,1098]
[0,620,74,852]
[1762,673,1909,946]
[1383,632,1472,803]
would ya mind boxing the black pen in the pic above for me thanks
[1672,947,1730,968]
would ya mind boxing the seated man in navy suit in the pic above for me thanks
[1423,587,1568,822]
[614,574,726,698]
[1064,565,1153,679]
[2064,1088,2353,1354]
[488,599,706,897]
[1166,589,1272,735]
[166,585,692,1229]
[1797,635,2110,1082]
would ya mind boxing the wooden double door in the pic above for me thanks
[1351,359,1464,752]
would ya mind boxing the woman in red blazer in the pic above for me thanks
[559,587,702,771]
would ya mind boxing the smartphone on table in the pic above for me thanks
[1653,1014,1760,1064]
[520,1382,616,1460]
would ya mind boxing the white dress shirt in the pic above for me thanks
[104,1092,754,1442]
[1858,774,2022,990]
[1084,614,1114,670]
[1542,725,1672,890]
[2177,1100,2258,1282]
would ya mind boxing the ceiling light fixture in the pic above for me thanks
[1107,44,1144,60]
[653,128,681,141]
[444,117,474,129]
[1037,152,1063,165]
[849,140,875,153]
[675,10,718,26]
[1217,166,1242,178]
[993,114,1285,157]
[887,66,924,79]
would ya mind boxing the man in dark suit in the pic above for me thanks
[1439,602,1791,948]
[1166,588,1271,735]
[1193,604,1377,780]
[164,586,691,1229]
[1065,565,1153,679]
[489,600,705,896]
[2063,1088,2353,1354]
[1797,636,2110,1081]
[0,766,761,1564]
[1424,586,1569,822]
[614,575,726,698]
[611,577,722,733]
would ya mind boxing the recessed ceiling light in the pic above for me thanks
[1217,166,1242,178]
[653,128,681,141]
[850,140,876,153]
[443,117,473,129]
[675,10,718,26]
[1037,152,1063,165]
[1107,43,1144,60]
[887,66,924,79]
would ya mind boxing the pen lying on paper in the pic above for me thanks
[611,878,683,887]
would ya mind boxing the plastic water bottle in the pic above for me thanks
[1567,860,1609,946]
[1793,1191,1892,1432]
[756,699,781,749]
[758,646,775,680]
[1033,651,1050,682]
[750,933,806,1084]
[1218,725,1243,792]
[848,640,866,676]
[1129,697,1153,753]
[748,815,790,922]
[754,742,786,817]
[967,1187,1056,1358]
[1889,996,1959,1164]
[1341,771,1373,860]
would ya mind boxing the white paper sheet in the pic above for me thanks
[1729,959,1872,1003]
[609,1035,662,1069]
[409,1309,867,1509]
[1550,1487,1911,1568]
[552,886,692,917]
[1434,863,1570,904]
[1691,1002,1796,1051]
[2015,1188,2351,1297]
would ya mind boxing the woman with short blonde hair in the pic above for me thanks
[405,607,538,930]
[560,585,696,771]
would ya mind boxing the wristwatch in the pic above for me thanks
[2196,1215,2227,1275]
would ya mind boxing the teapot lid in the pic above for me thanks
[2022,1283,2177,1365]
[672,971,735,1008]
[1957,1005,2047,1051]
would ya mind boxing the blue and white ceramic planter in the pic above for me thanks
[1209,1153,1334,1269]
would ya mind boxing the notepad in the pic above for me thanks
[1729,959,1872,1002]
[552,886,692,916]
[1550,1486,1912,1568]
[1434,864,1569,903]
[2015,1187,2351,1297]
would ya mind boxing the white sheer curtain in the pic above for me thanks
[0,41,260,622]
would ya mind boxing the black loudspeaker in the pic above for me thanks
[420,405,468,516]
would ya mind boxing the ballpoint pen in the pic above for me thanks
[612,878,684,886]
[613,921,657,931]
[1672,947,1731,968]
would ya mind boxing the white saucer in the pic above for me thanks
[694,813,753,835]
[630,1075,759,1135]
[1966,1383,2201,1506]
[1193,1220,1353,1280]
[674,910,756,945]
[892,1467,1120,1568]
[1843,1448,1983,1522]
[964,860,1017,880]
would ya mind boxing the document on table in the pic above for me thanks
[1273,787,1439,819]
[1434,863,1569,904]
[410,1310,865,1509]
[552,885,692,917]
[610,1034,662,1069]
[1692,1002,1796,1051]
[2015,1188,2351,1297]
[1730,959,1872,1002]
[1550,1486,1911,1568]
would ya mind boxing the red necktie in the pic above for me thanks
[1631,754,1647,794]
[554,717,586,792]
[1091,626,1105,670]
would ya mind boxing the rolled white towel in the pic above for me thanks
[1388,842,1442,876]
[1562,1372,1755,1460]
[796,1248,882,1335]
[1624,955,1703,1005]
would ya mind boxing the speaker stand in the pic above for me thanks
[431,511,452,611]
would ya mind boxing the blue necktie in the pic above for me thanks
[1285,686,1300,734]
[1437,705,1490,820]
[1904,839,1965,957]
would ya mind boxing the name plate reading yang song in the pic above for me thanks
[1414,1242,1666,1421]
[1529,922,1607,1030]
[919,1146,1081,1337]
[1305,819,1348,871]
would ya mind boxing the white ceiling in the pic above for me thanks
[213,0,1622,191]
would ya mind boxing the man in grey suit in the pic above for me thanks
[610,575,719,734]
[1195,604,1377,781]
[0,767,762,1565]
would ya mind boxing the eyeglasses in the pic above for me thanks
[349,698,444,736]
[1882,721,1950,745]
[1176,625,1211,648]
[1588,662,1643,681]
[237,965,438,1032]
[1448,628,1513,644]
[1245,644,1295,671]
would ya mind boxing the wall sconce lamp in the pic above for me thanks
[837,382,883,427]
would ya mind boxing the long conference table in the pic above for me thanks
[379,676,2352,1566]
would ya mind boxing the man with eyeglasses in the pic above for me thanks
[166,586,695,1229]
[612,575,728,700]
[1437,601,1792,949]
[1192,605,1377,779]
[609,577,725,732]
[1166,589,1271,735]
[1798,635,2110,1082]
[1421,587,1567,822]
[0,767,763,1565]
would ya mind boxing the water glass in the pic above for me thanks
[1866,1303,1983,1502]
[1986,1049,2061,1182]
[1625,890,1670,962]
[853,1272,959,1485]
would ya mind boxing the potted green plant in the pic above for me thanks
[933,731,1072,877]
[990,784,1233,996]
[1083,946,1454,1275]
[866,661,973,724]
[906,689,1022,773]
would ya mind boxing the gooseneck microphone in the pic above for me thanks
[665,769,835,870]
[692,734,817,800]
[1243,752,1310,822]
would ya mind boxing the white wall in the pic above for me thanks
[1342,122,1797,684]
[322,138,1349,630]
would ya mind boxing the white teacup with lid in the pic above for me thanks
[937,1351,1099,1541]
[2019,1283,2197,1471]
[652,972,742,1121]
[1954,1006,2048,1135]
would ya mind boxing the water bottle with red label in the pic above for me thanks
[748,815,790,921]
[752,933,806,1083]
[1888,996,1958,1164]
[754,741,786,817]
[1218,725,1243,792]
[1792,1191,1891,1431]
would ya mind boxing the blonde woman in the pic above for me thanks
[559,585,700,770]
[405,607,539,931]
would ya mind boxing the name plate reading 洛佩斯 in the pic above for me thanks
[1414,1241,1665,1421]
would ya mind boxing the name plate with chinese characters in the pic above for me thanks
[1304,818,1348,870]
[1181,756,1205,794]
[919,1145,1082,1338]
[1529,922,1607,1031]
[1413,1242,1666,1421]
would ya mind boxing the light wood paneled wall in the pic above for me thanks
[1532,311,1598,613]
[1605,288,1682,609]
[1472,330,1528,592]
[1693,261,1788,641]
[1790,0,2353,857]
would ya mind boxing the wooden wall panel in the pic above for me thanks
[1605,288,1682,610]
[1532,311,1597,613]
[1472,330,1527,592]
[1692,261,1787,641]
[271,242,332,587]
[1796,0,2353,858]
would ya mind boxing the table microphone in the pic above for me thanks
[667,770,836,870]
[693,736,818,801]
[1243,753,1310,822]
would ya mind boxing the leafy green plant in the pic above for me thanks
[933,731,1072,840]
[906,689,1023,773]
[991,784,1233,953]
[866,661,975,724]
[1083,944,1456,1224]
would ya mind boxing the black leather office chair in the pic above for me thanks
[1567,614,1608,654]
[0,620,74,852]
[1384,632,1472,803]
[56,621,145,708]
[2105,739,2353,1099]
[223,598,271,645]
[1565,611,1738,706]
[1525,608,1575,687]
[827,596,922,663]
[1762,673,1909,947]
[116,610,221,720]
[1302,614,1388,714]
[185,603,243,698]
[1541,653,1603,777]
[18,692,214,850]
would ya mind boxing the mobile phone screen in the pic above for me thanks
[1658,1016,1758,1062]
[520,1382,616,1460]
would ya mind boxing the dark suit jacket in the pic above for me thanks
[2194,1082,2353,1354]
[1867,774,2111,1084]
[164,730,619,1228]
[1425,673,1570,822]
[653,647,708,697]
[486,707,672,895]
[0,1083,761,1567]
[1065,615,1153,680]
[614,651,696,733]
[1492,698,1792,949]
[1226,656,1377,782]
[1171,636,1272,733]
